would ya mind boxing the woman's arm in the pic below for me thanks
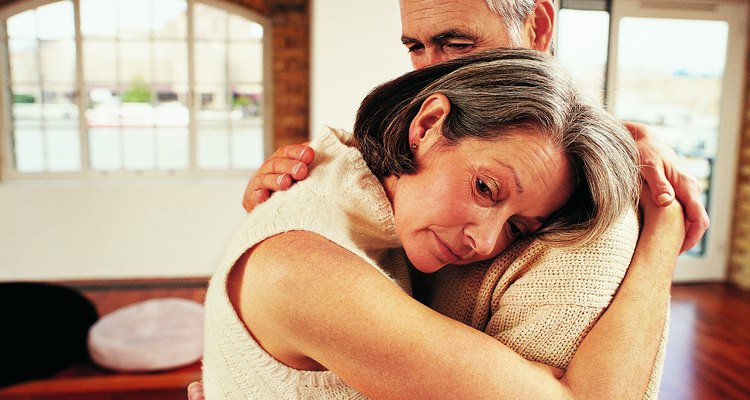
[561,188,684,398]
[235,197,683,400]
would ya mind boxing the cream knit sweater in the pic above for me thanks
[202,127,410,399]
[203,127,667,399]
[431,209,668,400]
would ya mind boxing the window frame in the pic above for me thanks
[0,0,273,181]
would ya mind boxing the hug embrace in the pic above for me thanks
[200,48,685,400]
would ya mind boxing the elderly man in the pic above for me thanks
[189,1,699,399]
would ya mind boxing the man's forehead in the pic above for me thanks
[400,0,506,39]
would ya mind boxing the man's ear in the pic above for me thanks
[524,0,555,52]
[408,93,451,150]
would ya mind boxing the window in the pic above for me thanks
[0,0,270,178]
[558,0,749,280]
[555,0,611,103]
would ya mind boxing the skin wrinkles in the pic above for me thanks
[387,133,574,273]
[399,0,512,68]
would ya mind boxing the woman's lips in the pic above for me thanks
[433,232,459,264]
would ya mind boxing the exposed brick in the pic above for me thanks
[728,7,750,290]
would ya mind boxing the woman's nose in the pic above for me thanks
[466,220,505,257]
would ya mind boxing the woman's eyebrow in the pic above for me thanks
[493,159,524,193]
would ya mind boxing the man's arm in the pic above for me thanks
[626,121,709,251]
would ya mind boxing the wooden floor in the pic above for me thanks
[1,280,747,399]
[660,283,750,400]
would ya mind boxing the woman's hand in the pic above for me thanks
[626,121,709,252]
[242,143,316,212]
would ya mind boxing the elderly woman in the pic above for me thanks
[201,49,682,399]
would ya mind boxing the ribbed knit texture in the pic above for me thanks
[202,127,409,399]
[431,209,668,399]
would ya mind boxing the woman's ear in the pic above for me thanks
[408,93,451,151]
[524,0,555,52]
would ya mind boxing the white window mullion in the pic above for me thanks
[186,0,197,172]
[0,20,11,180]
[73,0,89,173]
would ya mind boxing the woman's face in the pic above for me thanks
[387,131,575,273]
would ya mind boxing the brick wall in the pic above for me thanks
[728,29,750,290]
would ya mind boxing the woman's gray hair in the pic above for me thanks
[484,0,538,47]
[353,48,639,248]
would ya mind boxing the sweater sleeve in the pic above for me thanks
[433,208,665,399]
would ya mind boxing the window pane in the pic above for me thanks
[36,1,74,41]
[230,83,262,117]
[228,15,263,41]
[40,41,76,83]
[557,9,610,103]
[153,0,187,39]
[84,41,118,83]
[194,3,227,40]
[195,42,226,84]
[12,86,42,120]
[13,123,44,172]
[613,18,729,256]
[123,128,156,170]
[120,41,152,83]
[198,121,230,169]
[7,9,37,39]
[46,119,80,171]
[154,41,188,82]
[232,127,263,169]
[81,0,117,38]
[157,127,189,170]
[228,42,263,83]
[89,128,122,170]
[117,0,152,39]
[9,40,38,85]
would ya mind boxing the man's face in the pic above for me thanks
[400,0,521,69]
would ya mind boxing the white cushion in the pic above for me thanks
[88,298,204,372]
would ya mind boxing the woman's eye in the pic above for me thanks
[475,178,492,196]
[508,222,524,239]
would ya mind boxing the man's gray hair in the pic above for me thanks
[353,48,639,248]
[484,0,539,46]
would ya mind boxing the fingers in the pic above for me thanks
[257,157,311,181]
[639,158,675,206]
[187,382,204,400]
[270,144,315,166]
[676,178,710,253]
[241,144,315,213]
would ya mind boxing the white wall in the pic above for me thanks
[310,0,412,136]
[0,180,246,280]
[1,1,410,281]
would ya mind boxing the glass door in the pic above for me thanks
[607,0,748,281]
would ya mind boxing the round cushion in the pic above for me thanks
[88,298,204,372]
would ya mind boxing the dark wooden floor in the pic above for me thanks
[660,283,750,400]
[1,280,747,399]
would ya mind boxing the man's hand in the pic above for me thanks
[625,121,710,252]
[242,143,315,212]
[187,382,205,400]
